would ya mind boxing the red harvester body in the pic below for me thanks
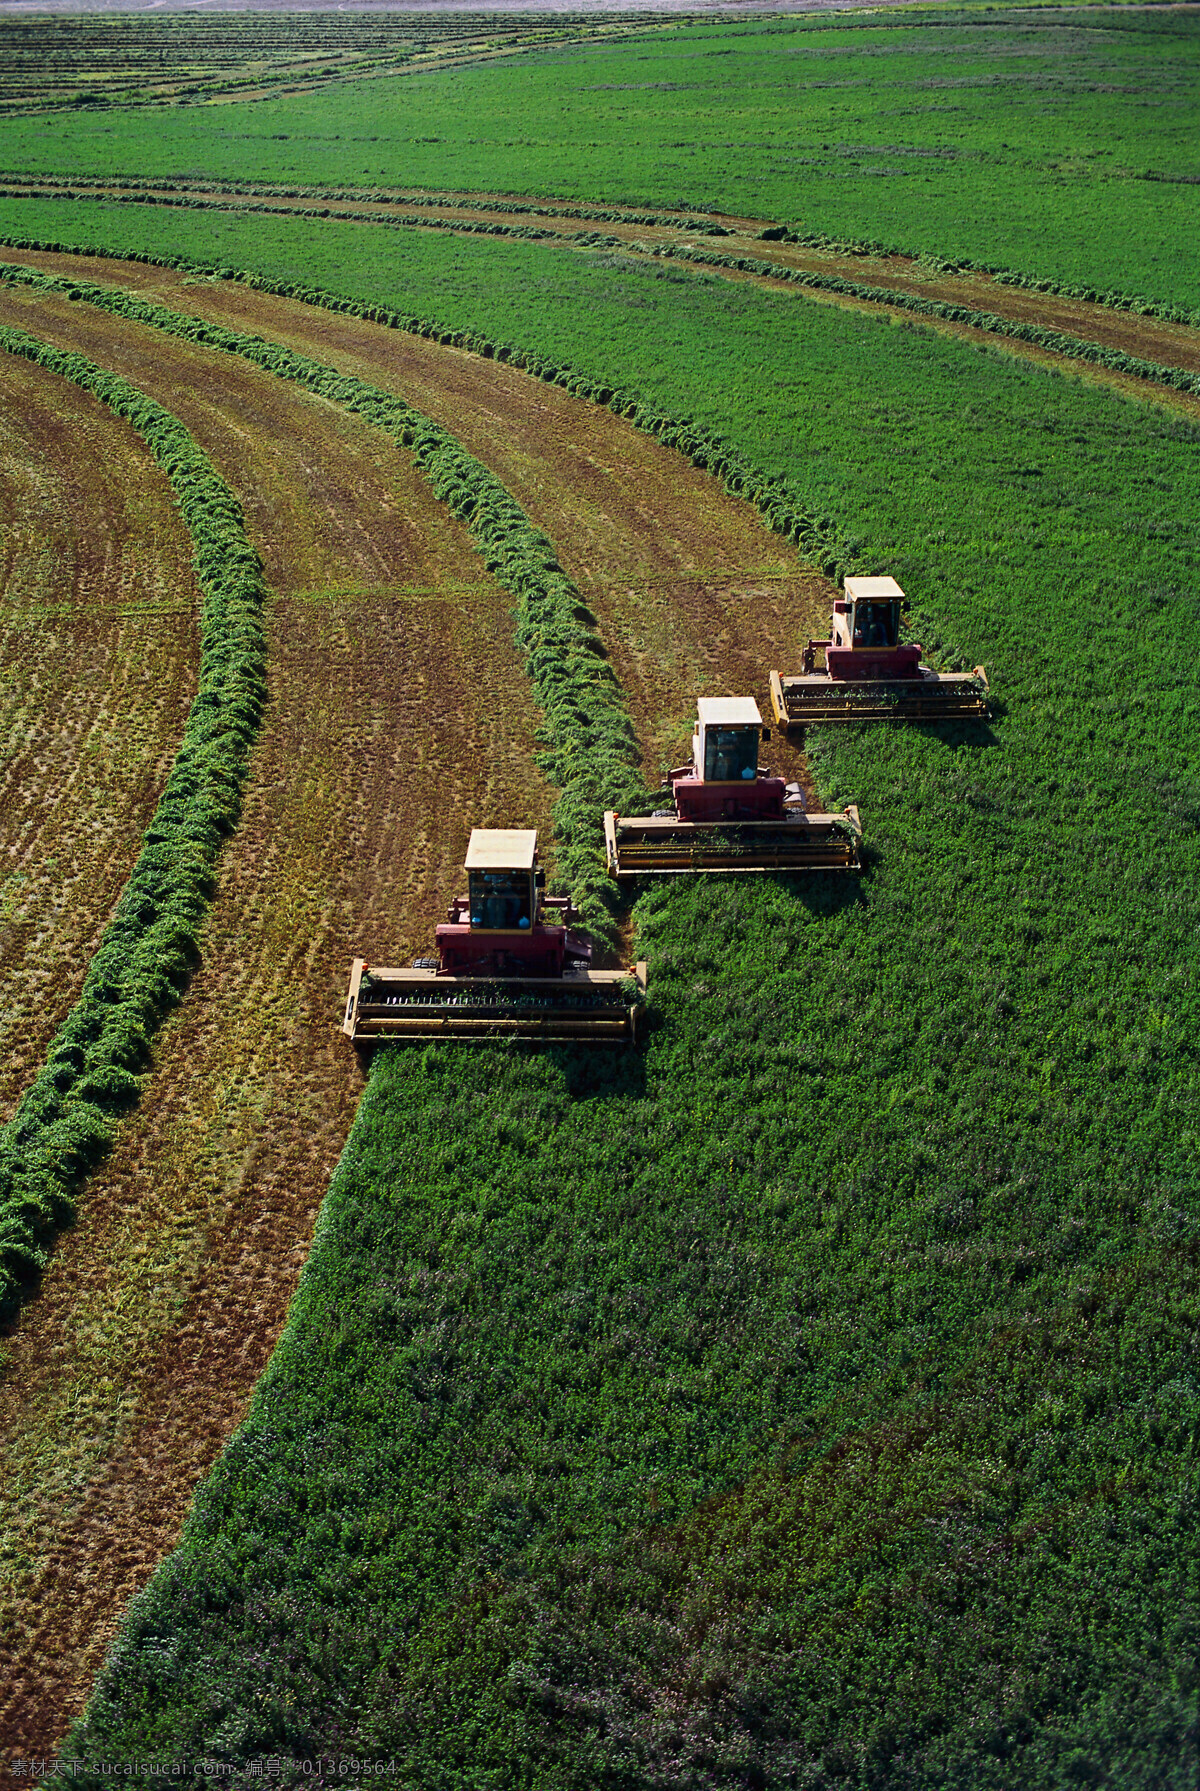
[344,829,645,1043]
[604,697,862,877]
[770,576,990,726]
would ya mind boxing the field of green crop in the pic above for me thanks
[0,7,1197,304]
[1,4,1197,1785]
[41,216,1197,1784]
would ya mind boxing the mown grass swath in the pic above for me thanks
[0,259,651,943]
[49,239,1200,1779]
[0,328,267,1321]
[0,250,662,1316]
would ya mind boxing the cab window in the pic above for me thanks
[853,602,900,648]
[469,870,533,929]
[704,727,759,783]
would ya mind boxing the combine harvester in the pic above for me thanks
[604,697,862,878]
[770,576,990,727]
[344,829,646,1044]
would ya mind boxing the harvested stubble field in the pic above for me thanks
[0,245,835,789]
[0,355,200,1117]
[0,271,829,1751]
[0,286,559,1745]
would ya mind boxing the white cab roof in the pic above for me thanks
[697,696,763,728]
[845,575,904,603]
[465,828,538,871]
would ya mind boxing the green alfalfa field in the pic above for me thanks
[0,6,1196,1784]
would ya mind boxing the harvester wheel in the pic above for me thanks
[411,956,440,970]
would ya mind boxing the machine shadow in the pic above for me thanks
[544,863,865,1105]
[800,709,1000,756]
[540,1036,649,1100]
[905,710,1002,752]
[768,866,870,916]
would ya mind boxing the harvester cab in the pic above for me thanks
[697,698,762,786]
[832,578,907,662]
[676,697,776,823]
[469,848,538,930]
[343,828,646,1043]
[770,575,990,726]
[604,696,862,876]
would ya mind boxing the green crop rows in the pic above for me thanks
[1,5,1197,1784]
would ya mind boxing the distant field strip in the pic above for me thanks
[0,9,1196,307]
[0,351,201,1117]
[2,183,1199,411]
[0,10,667,115]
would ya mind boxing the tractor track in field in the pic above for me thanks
[4,182,1200,409]
[0,354,201,1118]
[0,270,838,1752]
[0,286,554,1753]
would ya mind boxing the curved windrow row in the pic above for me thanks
[0,325,268,1320]
[3,207,1199,407]
[0,267,662,1321]
[647,241,1200,401]
[0,260,649,939]
[0,240,859,582]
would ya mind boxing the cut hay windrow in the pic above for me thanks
[0,325,268,1321]
[3,179,1200,332]
[2,196,1198,406]
[647,241,1200,401]
[0,260,648,949]
[0,235,860,584]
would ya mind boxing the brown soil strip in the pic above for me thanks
[11,180,1200,384]
[0,355,199,1118]
[0,249,836,796]
[0,285,553,1755]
